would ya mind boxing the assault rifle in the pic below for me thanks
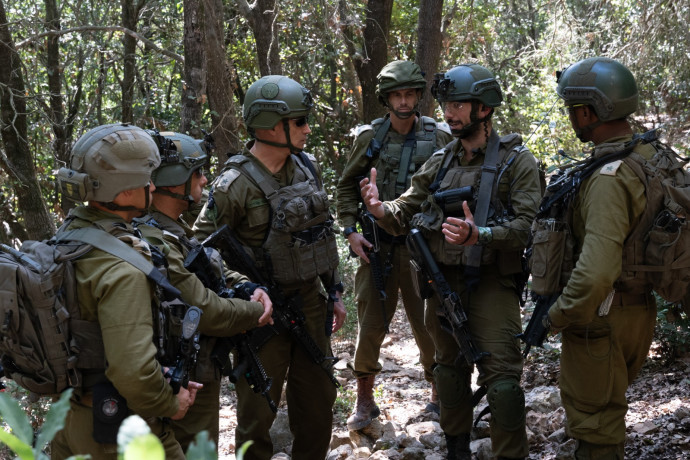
[169,306,202,394]
[406,228,490,371]
[201,225,341,388]
[352,176,390,332]
[516,293,559,358]
[183,244,277,412]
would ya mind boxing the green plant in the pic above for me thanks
[654,297,690,362]
[332,387,356,424]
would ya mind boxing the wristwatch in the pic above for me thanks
[343,226,358,238]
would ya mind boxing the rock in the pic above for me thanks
[270,454,290,460]
[470,437,493,459]
[419,431,444,449]
[331,431,354,449]
[269,411,294,455]
[633,420,659,434]
[548,427,568,443]
[554,438,577,459]
[370,448,402,459]
[349,430,374,449]
[352,446,372,458]
[327,444,353,460]
[360,418,385,440]
[399,436,425,449]
[400,446,426,460]
[472,420,491,439]
[525,385,562,413]
[405,421,441,438]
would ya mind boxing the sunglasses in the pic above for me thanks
[559,103,587,115]
[292,116,309,127]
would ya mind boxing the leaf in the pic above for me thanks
[0,391,34,445]
[185,430,217,460]
[35,388,73,452]
[122,433,164,460]
[236,440,254,460]
[0,430,34,460]
[117,415,151,455]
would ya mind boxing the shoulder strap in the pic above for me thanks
[395,127,419,196]
[465,130,501,288]
[366,117,392,160]
[429,140,458,193]
[55,227,181,298]
[296,152,322,189]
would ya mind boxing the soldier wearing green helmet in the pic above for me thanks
[194,75,345,460]
[52,123,201,459]
[336,60,452,430]
[544,57,657,460]
[359,63,542,459]
[133,131,273,453]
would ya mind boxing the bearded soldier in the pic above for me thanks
[360,64,541,460]
[336,60,452,429]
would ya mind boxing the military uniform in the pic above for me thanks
[375,134,541,459]
[194,146,340,460]
[548,136,657,450]
[337,116,452,383]
[136,206,265,451]
[52,206,185,460]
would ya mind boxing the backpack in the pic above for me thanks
[0,227,180,396]
[529,129,690,306]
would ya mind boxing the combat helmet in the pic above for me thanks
[376,60,427,112]
[431,64,503,107]
[556,57,638,121]
[243,75,313,131]
[58,123,160,204]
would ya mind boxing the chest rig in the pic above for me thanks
[411,133,526,275]
[229,154,339,284]
[370,116,439,200]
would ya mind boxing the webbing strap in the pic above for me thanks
[395,128,418,196]
[56,227,181,298]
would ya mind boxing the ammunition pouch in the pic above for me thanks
[529,218,576,296]
[92,381,129,444]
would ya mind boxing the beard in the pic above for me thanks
[450,120,483,139]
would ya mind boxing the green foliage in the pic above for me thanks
[332,387,356,424]
[654,298,690,362]
[0,388,72,460]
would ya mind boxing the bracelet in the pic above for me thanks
[343,226,358,238]
[459,223,474,245]
[477,226,493,245]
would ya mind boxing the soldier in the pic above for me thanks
[134,131,273,451]
[360,64,541,459]
[52,123,201,459]
[545,57,658,459]
[336,60,452,429]
[193,75,346,460]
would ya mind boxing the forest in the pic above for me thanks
[0,0,688,245]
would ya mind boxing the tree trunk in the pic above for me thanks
[343,0,394,122]
[181,0,206,138]
[415,0,444,117]
[203,0,241,165]
[237,0,282,76]
[121,0,147,123]
[0,0,56,241]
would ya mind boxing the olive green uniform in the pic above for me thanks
[136,207,265,451]
[336,116,452,382]
[194,147,340,460]
[51,206,184,460]
[376,134,541,459]
[548,136,657,450]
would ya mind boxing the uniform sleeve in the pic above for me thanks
[193,175,246,242]
[79,253,179,418]
[487,149,542,250]
[163,238,264,336]
[336,130,376,229]
[376,153,443,235]
[549,163,646,328]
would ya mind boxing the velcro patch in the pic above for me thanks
[214,169,241,192]
[600,160,623,176]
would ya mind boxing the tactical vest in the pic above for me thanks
[411,134,527,273]
[370,116,440,200]
[228,154,339,285]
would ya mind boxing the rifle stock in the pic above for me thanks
[406,228,489,370]
[201,225,341,388]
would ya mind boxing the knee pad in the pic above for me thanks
[486,378,525,432]
[433,364,471,409]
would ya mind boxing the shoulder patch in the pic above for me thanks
[431,147,447,157]
[213,169,241,193]
[600,160,623,176]
[302,152,317,162]
[437,122,452,136]
[352,124,374,137]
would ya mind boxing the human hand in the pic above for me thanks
[359,168,385,219]
[442,201,478,246]
[347,232,373,263]
[171,381,203,420]
[331,296,347,334]
[251,288,274,326]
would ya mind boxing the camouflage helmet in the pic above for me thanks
[243,75,313,131]
[376,60,427,105]
[58,123,160,203]
[556,57,638,121]
[150,131,208,187]
[431,64,503,107]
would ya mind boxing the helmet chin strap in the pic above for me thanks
[254,119,302,154]
[574,119,604,142]
[451,103,493,139]
[99,184,151,216]
[154,182,195,208]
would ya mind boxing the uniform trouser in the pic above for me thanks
[51,397,184,460]
[169,377,221,452]
[424,265,528,459]
[560,296,656,446]
[235,286,337,460]
[353,241,436,381]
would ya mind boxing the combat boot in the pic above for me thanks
[445,432,471,460]
[346,375,380,430]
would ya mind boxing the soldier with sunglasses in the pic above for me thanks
[193,75,346,460]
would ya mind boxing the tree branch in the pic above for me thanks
[16,25,184,63]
